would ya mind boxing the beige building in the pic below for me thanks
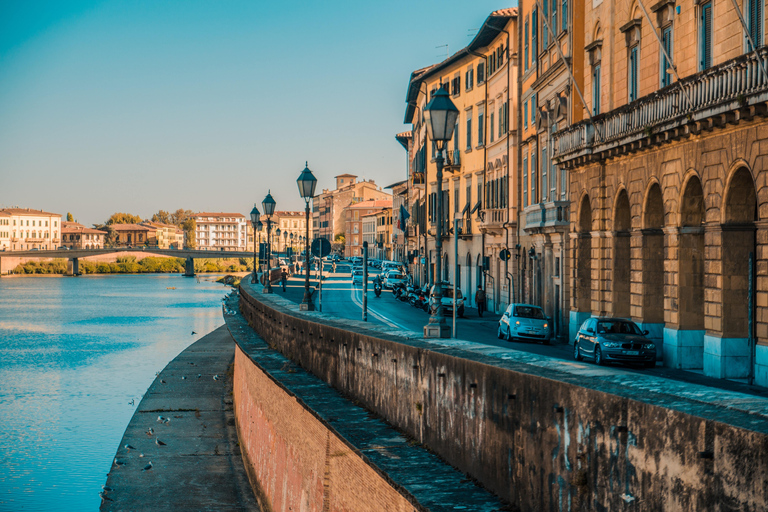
[403,8,519,312]
[194,212,248,251]
[553,0,768,385]
[343,199,392,257]
[273,211,311,256]
[111,223,155,247]
[374,207,393,260]
[0,208,61,250]
[61,222,107,249]
[141,221,185,249]
[314,174,391,242]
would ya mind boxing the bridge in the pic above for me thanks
[0,247,256,277]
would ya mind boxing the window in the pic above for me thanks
[524,101,529,130]
[466,109,473,150]
[541,146,548,202]
[532,8,538,63]
[593,64,601,115]
[490,111,495,142]
[661,26,673,87]
[525,17,530,71]
[561,162,567,200]
[477,61,485,83]
[552,0,558,38]
[523,155,529,207]
[453,120,460,152]
[699,3,712,70]
[498,104,503,136]
[478,106,484,145]
[531,153,537,203]
[531,93,537,125]
[562,0,568,32]
[451,76,461,96]
[747,0,763,50]
[543,0,549,48]
[465,68,474,90]
[629,45,639,102]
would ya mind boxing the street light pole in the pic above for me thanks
[262,191,276,294]
[250,205,261,284]
[423,88,458,339]
[297,162,318,311]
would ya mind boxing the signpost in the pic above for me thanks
[362,241,368,322]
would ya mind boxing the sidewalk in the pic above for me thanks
[100,321,259,511]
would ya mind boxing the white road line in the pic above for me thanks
[350,286,413,332]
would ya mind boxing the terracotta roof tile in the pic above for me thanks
[1,207,61,217]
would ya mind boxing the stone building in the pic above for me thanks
[140,221,184,249]
[61,222,107,249]
[553,0,768,384]
[111,223,155,247]
[0,208,61,250]
[403,8,519,312]
[314,175,390,243]
[273,211,311,257]
[342,199,392,258]
[194,213,247,251]
[375,207,393,260]
[386,179,409,264]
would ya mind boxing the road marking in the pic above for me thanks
[349,286,413,332]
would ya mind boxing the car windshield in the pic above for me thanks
[514,306,545,319]
[389,273,403,280]
[596,320,642,335]
[440,288,462,299]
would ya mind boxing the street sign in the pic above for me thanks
[499,249,511,261]
[311,238,332,258]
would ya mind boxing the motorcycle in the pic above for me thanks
[373,282,382,298]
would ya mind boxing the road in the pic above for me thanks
[275,260,768,399]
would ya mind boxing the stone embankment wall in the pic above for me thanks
[238,286,768,511]
[233,345,420,512]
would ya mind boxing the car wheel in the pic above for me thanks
[594,346,604,366]
[573,341,582,361]
[504,326,511,341]
[497,326,504,339]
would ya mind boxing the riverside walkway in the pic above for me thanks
[101,321,259,511]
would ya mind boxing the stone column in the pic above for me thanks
[594,230,610,317]
[754,221,768,386]
[184,256,195,277]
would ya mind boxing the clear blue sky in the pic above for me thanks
[0,0,515,226]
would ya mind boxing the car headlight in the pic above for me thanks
[602,342,621,348]
[643,343,655,350]
[515,321,520,326]
[543,323,548,329]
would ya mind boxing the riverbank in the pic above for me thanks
[10,255,254,275]
[100,323,259,511]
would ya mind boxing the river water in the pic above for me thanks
[0,274,231,511]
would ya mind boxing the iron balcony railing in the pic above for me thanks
[553,47,768,161]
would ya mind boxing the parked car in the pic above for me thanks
[429,284,464,317]
[383,271,407,290]
[573,317,656,367]
[352,269,366,286]
[498,304,550,344]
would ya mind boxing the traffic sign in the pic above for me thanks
[311,238,332,258]
[499,249,511,261]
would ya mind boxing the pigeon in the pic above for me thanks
[139,453,145,458]
[142,462,153,472]
[155,438,166,446]
[124,444,136,451]
[146,427,154,436]
[181,376,186,380]
[128,398,135,406]
[163,417,171,424]
[213,375,220,381]
[114,458,127,467]
[99,491,113,502]
[102,485,113,492]
[157,416,166,423]
[160,379,166,384]
[197,374,202,379]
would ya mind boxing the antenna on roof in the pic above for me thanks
[467,28,478,38]
[436,44,448,60]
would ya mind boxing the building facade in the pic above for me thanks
[0,208,61,250]
[552,0,768,385]
[342,199,392,257]
[194,212,248,251]
[61,222,107,249]
[273,211,311,257]
[403,9,519,312]
[362,213,377,249]
[314,174,391,243]
[375,207,393,260]
[111,223,155,247]
[140,221,185,249]
[387,179,409,264]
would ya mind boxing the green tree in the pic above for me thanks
[182,218,196,248]
[93,223,116,246]
[151,210,171,224]
[66,212,74,222]
[106,212,142,225]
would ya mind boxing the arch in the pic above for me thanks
[578,193,592,233]
[723,166,757,224]
[643,181,664,229]
[576,194,592,313]
[612,190,631,318]
[593,21,602,41]
[678,174,705,356]
[640,181,666,333]
[680,174,704,228]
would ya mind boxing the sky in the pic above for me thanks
[0,0,515,226]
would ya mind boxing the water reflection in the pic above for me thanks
[0,274,229,511]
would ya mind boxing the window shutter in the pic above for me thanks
[532,9,538,61]
[701,3,712,70]
[562,0,567,31]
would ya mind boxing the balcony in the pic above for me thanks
[480,208,508,235]
[444,149,461,171]
[523,201,569,233]
[553,47,768,167]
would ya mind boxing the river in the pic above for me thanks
[0,274,231,511]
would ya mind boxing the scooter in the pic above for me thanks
[374,282,382,298]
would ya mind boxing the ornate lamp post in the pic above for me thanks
[256,220,264,272]
[250,205,261,284]
[297,162,318,311]
[262,191,276,293]
[290,232,294,255]
[276,228,282,258]
[423,88,459,338]
[283,230,288,257]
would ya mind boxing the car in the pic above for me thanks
[498,304,550,344]
[428,284,464,317]
[573,317,656,367]
[383,271,407,290]
[351,269,366,285]
[30,248,39,251]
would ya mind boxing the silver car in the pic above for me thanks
[498,304,550,343]
[574,317,656,367]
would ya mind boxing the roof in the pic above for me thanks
[0,207,61,217]
[335,174,357,178]
[403,8,517,123]
[274,211,305,217]
[385,180,407,190]
[109,223,155,232]
[61,222,107,235]
[348,199,393,209]
[141,221,177,229]
[193,212,246,218]
[395,131,412,150]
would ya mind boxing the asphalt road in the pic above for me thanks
[274,261,768,399]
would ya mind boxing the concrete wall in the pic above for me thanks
[238,286,768,511]
[233,345,420,512]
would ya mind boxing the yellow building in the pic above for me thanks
[141,221,185,249]
[61,222,107,249]
[403,8,519,312]
[374,207,393,260]
[0,208,62,250]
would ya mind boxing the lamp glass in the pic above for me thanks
[423,88,459,142]
[250,205,260,225]
[262,191,276,216]
[296,163,318,199]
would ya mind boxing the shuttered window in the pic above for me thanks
[466,110,472,150]
[552,0,558,38]
[543,0,549,48]
[478,107,484,146]
[562,0,567,32]
[541,146,548,202]
[661,26,673,87]
[531,153,538,204]
[748,0,763,50]
[525,17,530,71]
[532,9,538,63]
[524,101,529,130]
[629,45,639,102]
[477,62,485,83]
[700,2,712,70]
[523,156,529,207]
[593,64,601,115]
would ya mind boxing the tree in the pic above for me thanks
[93,223,116,246]
[66,212,74,222]
[106,212,142,225]
[151,210,171,224]
[182,218,196,248]
[332,233,345,255]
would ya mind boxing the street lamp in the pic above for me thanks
[250,204,261,284]
[423,87,459,338]
[283,230,288,257]
[290,232,294,254]
[262,191,276,293]
[297,161,318,311]
[276,228,282,258]
[256,220,264,272]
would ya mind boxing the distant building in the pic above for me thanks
[386,179,408,263]
[314,174,391,242]
[194,212,247,251]
[110,223,155,247]
[374,207,393,260]
[272,211,311,256]
[362,213,377,249]
[140,221,185,249]
[0,208,62,250]
[342,199,392,257]
[61,222,107,249]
